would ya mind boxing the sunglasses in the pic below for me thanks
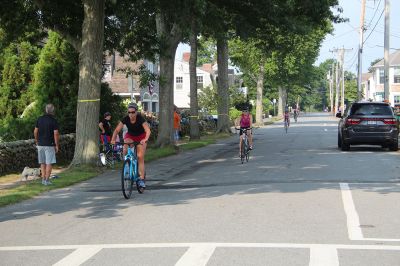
[128,111,136,114]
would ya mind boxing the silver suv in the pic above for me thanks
[337,102,399,151]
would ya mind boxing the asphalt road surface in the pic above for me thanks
[1,113,399,266]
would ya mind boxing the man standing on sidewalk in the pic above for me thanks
[34,104,59,186]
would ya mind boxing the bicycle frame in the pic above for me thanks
[124,143,139,182]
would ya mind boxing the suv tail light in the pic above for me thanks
[346,118,361,125]
[383,118,397,125]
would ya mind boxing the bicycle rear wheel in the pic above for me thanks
[284,121,288,133]
[121,159,133,199]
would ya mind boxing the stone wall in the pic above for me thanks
[0,134,75,175]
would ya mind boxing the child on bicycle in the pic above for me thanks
[111,103,151,188]
[235,108,253,157]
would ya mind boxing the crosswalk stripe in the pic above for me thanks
[309,245,339,266]
[175,245,216,266]
[53,247,102,266]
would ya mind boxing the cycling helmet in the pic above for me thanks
[128,102,138,110]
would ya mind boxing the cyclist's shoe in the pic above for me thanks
[137,179,146,188]
[249,146,253,150]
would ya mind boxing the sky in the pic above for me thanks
[317,0,400,74]
[177,0,400,75]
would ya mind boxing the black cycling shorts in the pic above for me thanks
[240,127,251,135]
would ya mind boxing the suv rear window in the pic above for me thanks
[349,104,393,116]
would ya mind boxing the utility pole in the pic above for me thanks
[335,57,340,114]
[384,0,390,101]
[357,0,366,101]
[330,63,334,114]
[341,48,345,111]
[331,47,353,113]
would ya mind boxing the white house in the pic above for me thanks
[174,53,213,108]
[369,49,400,106]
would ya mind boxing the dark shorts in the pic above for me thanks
[240,127,251,136]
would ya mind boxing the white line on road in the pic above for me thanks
[309,245,339,266]
[339,183,364,240]
[175,245,215,266]
[53,247,102,266]
[2,243,400,251]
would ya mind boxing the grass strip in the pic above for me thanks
[0,166,99,207]
[0,133,231,207]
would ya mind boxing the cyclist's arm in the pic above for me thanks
[111,122,124,144]
[142,122,151,143]
[249,114,253,128]
[99,122,105,134]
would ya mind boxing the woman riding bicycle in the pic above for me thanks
[111,103,151,188]
[284,106,290,127]
[235,108,253,156]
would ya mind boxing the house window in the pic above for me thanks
[176,76,183,90]
[142,102,149,111]
[379,69,385,84]
[197,75,203,89]
[394,95,400,104]
[394,68,400,83]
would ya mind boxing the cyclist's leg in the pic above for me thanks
[136,143,147,180]
[247,128,253,148]
[239,129,243,155]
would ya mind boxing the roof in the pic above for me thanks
[372,49,400,68]
[361,73,372,82]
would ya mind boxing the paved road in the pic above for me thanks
[1,113,400,266]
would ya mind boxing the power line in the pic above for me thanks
[365,0,382,29]
[363,9,384,44]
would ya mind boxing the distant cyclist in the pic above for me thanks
[284,106,290,127]
[235,108,253,156]
[111,103,151,188]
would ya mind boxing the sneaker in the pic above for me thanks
[137,179,146,188]
[46,180,53,185]
[41,179,46,185]
[249,146,253,150]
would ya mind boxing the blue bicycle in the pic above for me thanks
[121,142,145,199]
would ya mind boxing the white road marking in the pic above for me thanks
[339,183,364,240]
[53,247,102,266]
[2,242,400,251]
[309,245,339,266]
[340,183,400,242]
[175,245,215,266]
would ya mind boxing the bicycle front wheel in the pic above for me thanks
[240,140,245,164]
[245,139,250,162]
[121,159,133,199]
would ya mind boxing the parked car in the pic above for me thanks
[337,102,399,151]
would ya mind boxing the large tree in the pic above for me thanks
[1,0,107,164]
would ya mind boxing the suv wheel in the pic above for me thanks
[341,137,350,151]
[389,139,399,151]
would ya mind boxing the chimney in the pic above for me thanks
[182,52,190,62]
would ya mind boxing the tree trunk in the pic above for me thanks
[255,63,264,126]
[71,0,105,165]
[189,24,200,140]
[216,37,230,133]
[155,13,182,147]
